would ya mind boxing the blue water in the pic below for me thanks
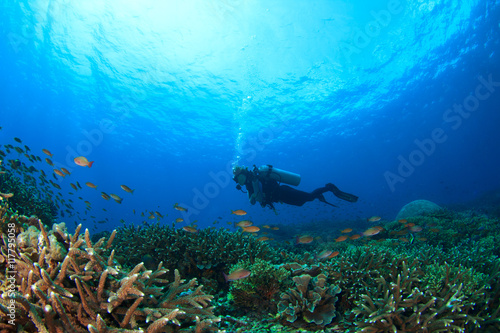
[1,0,499,232]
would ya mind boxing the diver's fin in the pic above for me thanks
[318,194,338,207]
[326,183,358,203]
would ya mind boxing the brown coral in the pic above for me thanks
[277,273,341,328]
[0,211,220,333]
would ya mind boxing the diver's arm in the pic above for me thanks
[249,179,261,205]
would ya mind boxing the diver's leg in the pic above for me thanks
[326,183,358,202]
[276,185,314,206]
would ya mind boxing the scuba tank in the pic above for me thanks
[257,165,301,186]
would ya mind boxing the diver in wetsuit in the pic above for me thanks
[232,165,358,211]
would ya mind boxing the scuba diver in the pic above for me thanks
[232,165,358,211]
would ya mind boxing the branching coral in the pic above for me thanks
[0,208,220,332]
[111,223,281,283]
[277,273,341,328]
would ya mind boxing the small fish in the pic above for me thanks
[363,227,381,237]
[367,216,382,222]
[42,149,53,157]
[316,250,334,259]
[398,219,407,224]
[61,167,71,175]
[231,209,247,216]
[54,169,65,177]
[14,137,22,143]
[74,156,94,168]
[341,228,353,234]
[271,227,279,230]
[256,236,270,242]
[335,235,348,242]
[223,268,251,282]
[76,181,82,189]
[296,235,314,244]
[182,226,198,233]
[101,192,110,200]
[235,220,253,227]
[175,218,184,223]
[70,183,78,190]
[0,193,14,199]
[350,234,361,240]
[410,225,422,232]
[110,194,122,202]
[45,158,54,167]
[242,226,260,233]
[85,182,97,189]
[262,225,271,229]
[173,203,188,212]
[120,185,135,194]
[328,251,340,258]
[155,211,163,218]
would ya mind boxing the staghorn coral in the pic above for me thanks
[0,207,220,333]
[277,273,341,329]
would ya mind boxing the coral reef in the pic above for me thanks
[0,204,220,332]
[395,199,442,220]
[111,223,281,283]
[277,273,341,328]
[0,171,57,226]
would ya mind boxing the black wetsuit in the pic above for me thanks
[242,171,357,209]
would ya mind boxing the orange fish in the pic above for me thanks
[85,182,97,189]
[350,234,361,240]
[296,235,314,244]
[74,156,94,168]
[42,149,53,157]
[0,193,14,200]
[45,158,54,167]
[256,236,270,242]
[271,227,279,230]
[242,226,260,233]
[410,225,422,232]
[328,251,340,258]
[61,168,71,175]
[363,227,381,237]
[223,268,251,282]
[182,226,197,233]
[175,218,184,223]
[341,228,353,234]
[406,223,415,227]
[110,194,122,202]
[367,216,382,222]
[236,220,252,227]
[231,209,247,216]
[262,225,271,229]
[398,219,407,224]
[120,185,135,194]
[101,192,110,200]
[70,183,78,190]
[173,203,188,212]
[54,169,65,177]
[335,235,348,242]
